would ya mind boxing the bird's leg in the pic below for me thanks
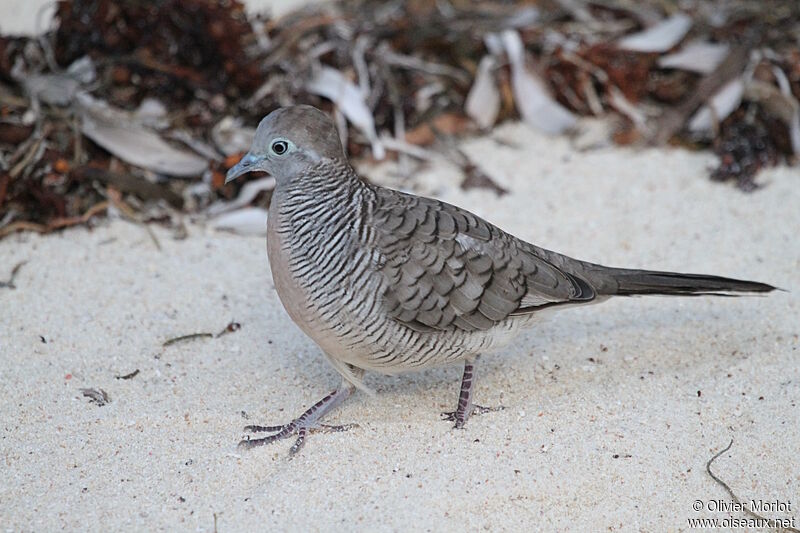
[239,378,357,454]
[441,356,504,429]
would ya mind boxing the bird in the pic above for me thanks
[225,105,775,454]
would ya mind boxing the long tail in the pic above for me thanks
[585,266,776,297]
[534,247,778,298]
[606,269,775,296]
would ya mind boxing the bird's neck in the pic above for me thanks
[270,159,371,234]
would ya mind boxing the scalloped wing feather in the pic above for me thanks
[372,189,595,332]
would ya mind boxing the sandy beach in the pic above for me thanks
[1,120,798,531]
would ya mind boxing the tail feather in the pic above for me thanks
[534,249,777,299]
[605,269,776,297]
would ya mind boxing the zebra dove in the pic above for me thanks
[226,105,775,454]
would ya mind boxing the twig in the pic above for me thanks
[378,46,471,84]
[558,50,609,83]
[352,35,372,98]
[47,201,110,230]
[0,174,9,208]
[162,332,214,347]
[379,134,440,161]
[651,43,751,145]
[0,201,110,239]
[706,439,799,533]
[9,124,51,179]
[0,261,27,289]
[0,221,49,238]
[72,166,184,208]
[163,321,241,347]
[0,200,141,238]
[263,14,340,67]
[71,114,84,166]
[115,369,140,380]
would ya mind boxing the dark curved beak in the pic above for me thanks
[225,153,264,184]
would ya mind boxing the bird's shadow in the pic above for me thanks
[299,300,771,409]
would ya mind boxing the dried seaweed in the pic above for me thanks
[711,105,784,191]
[80,387,110,406]
[54,0,262,101]
[1,0,799,239]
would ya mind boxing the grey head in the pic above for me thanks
[225,105,346,184]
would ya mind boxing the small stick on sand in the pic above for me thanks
[0,260,27,289]
[706,439,799,533]
[162,321,241,347]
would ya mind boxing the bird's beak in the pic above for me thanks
[225,153,263,184]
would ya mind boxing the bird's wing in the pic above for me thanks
[371,188,595,332]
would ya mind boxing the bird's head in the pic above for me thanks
[225,105,346,185]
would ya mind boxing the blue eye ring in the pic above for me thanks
[271,140,289,155]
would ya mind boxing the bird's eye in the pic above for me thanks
[271,140,289,155]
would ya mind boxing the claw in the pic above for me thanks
[289,427,307,455]
[441,404,504,429]
[237,382,357,454]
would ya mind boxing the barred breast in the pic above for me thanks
[266,163,530,378]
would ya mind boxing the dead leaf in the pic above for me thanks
[618,13,692,53]
[306,66,385,159]
[500,30,576,134]
[207,177,275,216]
[659,41,730,74]
[77,93,208,177]
[212,117,256,157]
[210,207,268,235]
[689,78,745,132]
[465,56,501,129]
[745,78,800,155]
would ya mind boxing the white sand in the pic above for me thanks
[1,121,798,531]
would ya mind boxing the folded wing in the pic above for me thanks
[372,189,595,332]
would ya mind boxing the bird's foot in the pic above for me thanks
[238,421,358,455]
[441,404,505,429]
[237,383,356,455]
